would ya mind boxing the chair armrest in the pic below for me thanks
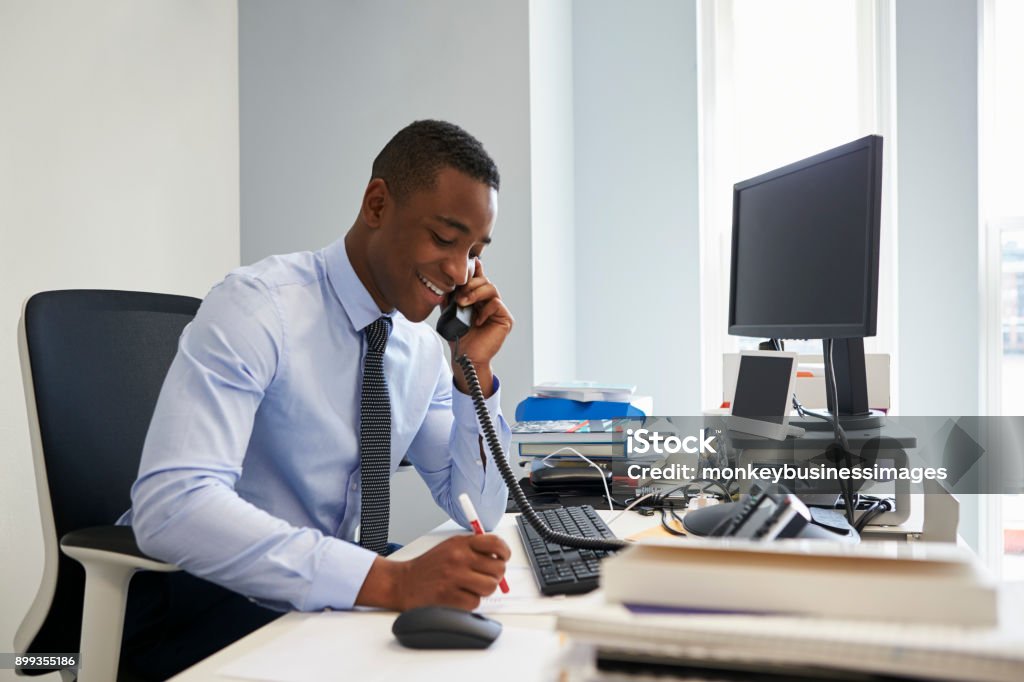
[58,526,178,682]
[60,525,179,572]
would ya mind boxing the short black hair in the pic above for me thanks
[371,120,500,203]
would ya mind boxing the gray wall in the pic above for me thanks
[239,0,535,415]
[239,0,537,541]
[573,0,702,415]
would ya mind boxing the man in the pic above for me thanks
[118,120,513,676]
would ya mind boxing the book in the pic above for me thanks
[517,442,627,458]
[524,458,615,472]
[558,605,1024,682]
[600,538,998,627]
[510,418,641,445]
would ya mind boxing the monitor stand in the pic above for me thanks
[792,410,886,431]
[792,338,886,430]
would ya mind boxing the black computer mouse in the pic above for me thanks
[391,606,502,649]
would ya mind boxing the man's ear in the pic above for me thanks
[361,178,390,228]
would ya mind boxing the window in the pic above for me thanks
[698,0,895,408]
[982,0,1024,581]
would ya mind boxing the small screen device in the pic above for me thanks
[727,351,804,441]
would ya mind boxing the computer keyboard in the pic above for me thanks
[515,505,620,596]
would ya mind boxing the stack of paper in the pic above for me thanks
[534,380,637,402]
[558,606,1024,682]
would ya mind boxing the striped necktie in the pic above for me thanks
[358,316,392,554]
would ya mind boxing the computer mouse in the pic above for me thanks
[391,606,502,649]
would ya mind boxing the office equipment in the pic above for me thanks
[529,466,612,492]
[436,297,474,341]
[391,607,502,649]
[439,283,627,561]
[600,538,998,626]
[558,606,1024,682]
[724,352,891,412]
[726,350,804,440]
[515,506,620,596]
[15,290,199,682]
[729,134,884,428]
[710,484,812,539]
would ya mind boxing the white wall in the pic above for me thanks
[895,0,980,417]
[573,0,702,415]
[0,0,239,674]
[894,0,983,549]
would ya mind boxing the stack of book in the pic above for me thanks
[512,418,635,468]
[510,418,663,489]
[557,540,1020,681]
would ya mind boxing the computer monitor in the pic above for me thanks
[728,135,883,427]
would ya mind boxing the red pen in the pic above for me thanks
[458,493,509,594]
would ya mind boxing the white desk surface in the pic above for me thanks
[169,507,1020,682]
[169,509,654,682]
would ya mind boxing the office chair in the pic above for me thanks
[15,290,201,682]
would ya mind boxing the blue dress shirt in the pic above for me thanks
[119,237,510,611]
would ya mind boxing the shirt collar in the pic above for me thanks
[324,237,396,333]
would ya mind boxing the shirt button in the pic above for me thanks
[351,482,357,490]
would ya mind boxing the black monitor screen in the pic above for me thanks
[729,136,882,339]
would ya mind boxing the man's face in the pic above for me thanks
[365,166,497,322]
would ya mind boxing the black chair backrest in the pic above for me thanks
[21,290,200,660]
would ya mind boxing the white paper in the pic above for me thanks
[475,566,604,615]
[218,612,565,682]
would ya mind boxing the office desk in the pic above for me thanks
[169,510,655,682]
[169,509,1021,682]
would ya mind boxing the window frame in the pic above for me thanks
[696,0,897,412]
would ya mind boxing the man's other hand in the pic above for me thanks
[356,534,510,611]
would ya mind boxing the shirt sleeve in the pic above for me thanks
[127,275,378,612]
[405,338,512,531]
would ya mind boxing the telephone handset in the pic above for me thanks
[436,300,473,342]
[435,264,626,553]
[436,260,477,342]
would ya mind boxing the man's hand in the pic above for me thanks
[449,259,513,398]
[355,534,510,611]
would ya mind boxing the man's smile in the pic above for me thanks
[417,272,447,302]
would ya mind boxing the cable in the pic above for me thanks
[854,497,893,533]
[825,339,856,524]
[659,505,687,536]
[454,353,627,551]
[608,491,658,524]
[538,447,614,511]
